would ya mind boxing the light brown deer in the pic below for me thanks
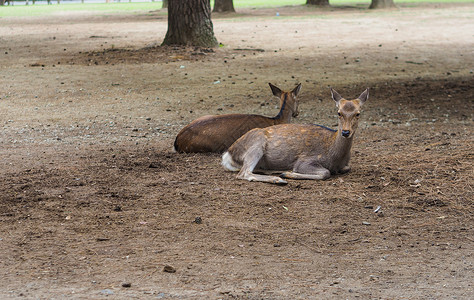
[174,83,302,153]
[222,88,369,184]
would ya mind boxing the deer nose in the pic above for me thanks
[342,130,351,137]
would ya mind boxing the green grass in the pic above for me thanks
[0,3,164,17]
[0,0,471,18]
[223,0,474,7]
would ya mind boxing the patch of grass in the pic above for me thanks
[0,3,163,17]
[0,0,472,18]
[228,0,474,7]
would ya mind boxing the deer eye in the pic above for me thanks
[337,112,342,117]
[356,113,360,117]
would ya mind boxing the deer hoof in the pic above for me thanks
[273,178,288,185]
[340,166,351,174]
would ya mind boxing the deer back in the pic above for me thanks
[174,113,279,153]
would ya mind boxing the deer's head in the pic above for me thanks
[269,83,302,118]
[331,88,369,139]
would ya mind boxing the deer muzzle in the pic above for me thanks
[341,130,351,138]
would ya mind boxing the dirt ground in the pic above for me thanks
[0,3,473,299]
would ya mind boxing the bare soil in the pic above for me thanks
[0,3,473,299]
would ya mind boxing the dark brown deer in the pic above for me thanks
[174,83,302,153]
[222,88,369,184]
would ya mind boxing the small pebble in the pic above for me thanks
[122,282,131,288]
[163,265,176,273]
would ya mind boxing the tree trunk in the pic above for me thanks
[306,0,329,6]
[369,0,396,9]
[162,0,168,9]
[213,0,235,13]
[0,0,5,6]
[162,0,218,48]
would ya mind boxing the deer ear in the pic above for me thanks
[358,88,369,105]
[292,83,302,97]
[330,88,343,106]
[269,83,282,98]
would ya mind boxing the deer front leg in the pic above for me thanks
[281,160,331,180]
[280,169,330,180]
[239,172,288,185]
